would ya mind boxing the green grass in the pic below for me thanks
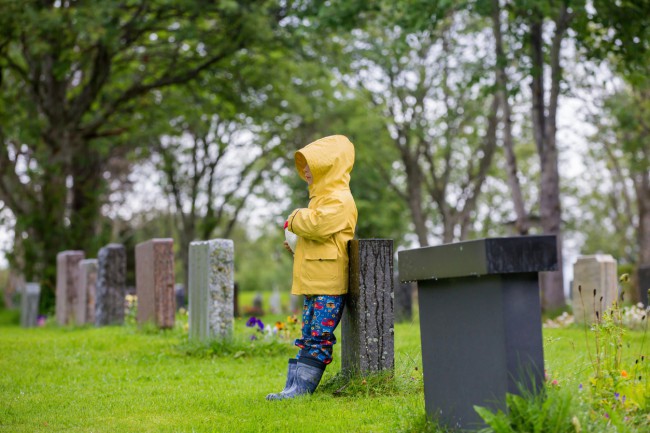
[1,304,647,432]
[0,311,425,433]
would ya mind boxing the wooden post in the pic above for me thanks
[341,239,394,375]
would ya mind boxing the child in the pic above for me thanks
[266,135,358,400]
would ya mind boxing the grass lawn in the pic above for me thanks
[0,296,647,432]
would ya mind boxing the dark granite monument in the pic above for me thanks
[399,235,557,429]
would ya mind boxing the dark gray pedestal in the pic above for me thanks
[341,239,394,375]
[399,236,557,429]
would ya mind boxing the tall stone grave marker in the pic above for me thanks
[77,259,98,325]
[341,239,394,375]
[189,239,234,340]
[56,250,85,325]
[20,283,41,327]
[95,244,126,326]
[399,235,557,429]
[572,254,618,324]
[135,239,176,328]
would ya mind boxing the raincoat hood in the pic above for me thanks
[295,135,355,197]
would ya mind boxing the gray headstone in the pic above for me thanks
[269,286,281,314]
[95,244,127,326]
[56,250,85,325]
[572,254,618,324]
[399,235,557,430]
[341,239,394,375]
[77,259,98,325]
[290,294,303,315]
[135,239,176,328]
[189,239,234,340]
[20,282,41,328]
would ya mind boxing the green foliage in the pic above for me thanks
[231,225,294,294]
[177,336,295,360]
[475,386,576,433]
[319,355,423,398]
[575,283,650,426]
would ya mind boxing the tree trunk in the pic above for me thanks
[402,148,430,247]
[529,6,568,311]
[492,0,529,235]
[635,167,650,266]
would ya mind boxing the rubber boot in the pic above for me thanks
[266,359,298,401]
[272,358,325,400]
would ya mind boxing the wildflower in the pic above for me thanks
[287,315,298,324]
[614,392,620,400]
[37,315,46,327]
[246,316,264,331]
[571,416,581,433]
[621,370,628,378]
[275,321,285,330]
[619,273,629,283]
[578,383,583,391]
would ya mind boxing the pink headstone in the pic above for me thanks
[56,250,85,325]
[135,239,176,329]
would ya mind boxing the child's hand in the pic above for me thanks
[283,241,293,254]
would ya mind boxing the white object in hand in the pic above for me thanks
[285,228,298,253]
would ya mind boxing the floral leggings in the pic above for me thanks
[294,295,345,365]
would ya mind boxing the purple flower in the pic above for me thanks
[246,316,264,331]
[614,392,620,400]
[578,383,583,391]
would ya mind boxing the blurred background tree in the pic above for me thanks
[1,0,650,314]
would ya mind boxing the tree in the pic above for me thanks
[0,0,286,311]
[584,82,650,301]
[153,92,282,293]
[346,13,499,246]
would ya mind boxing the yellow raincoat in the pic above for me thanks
[287,135,358,295]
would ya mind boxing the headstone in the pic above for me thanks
[175,284,186,310]
[399,235,557,430]
[20,282,41,328]
[638,266,650,307]
[341,239,394,375]
[269,286,281,314]
[76,259,98,325]
[572,254,618,324]
[252,292,264,315]
[56,250,85,325]
[289,294,303,315]
[394,278,414,322]
[135,239,176,328]
[188,239,234,340]
[95,244,127,326]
